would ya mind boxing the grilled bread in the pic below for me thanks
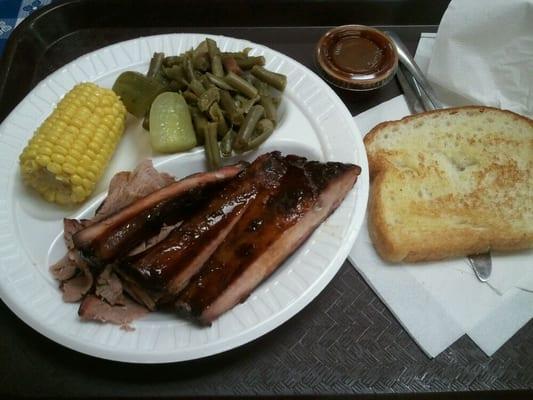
[364,106,533,262]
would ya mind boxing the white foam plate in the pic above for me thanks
[0,33,369,363]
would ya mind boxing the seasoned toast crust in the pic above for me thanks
[365,105,533,178]
[364,106,533,262]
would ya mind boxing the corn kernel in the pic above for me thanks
[82,178,93,191]
[71,175,83,186]
[67,126,79,135]
[85,170,96,182]
[46,162,61,175]
[51,153,65,164]
[39,146,52,156]
[63,163,75,175]
[55,145,68,156]
[86,148,97,158]
[71,143,85,155]
[36,155,50,167]
[88,141,100,152]
[64,154,76,164]
[73,185,86,198]
[75,166,87,177]
[88,163,100,175]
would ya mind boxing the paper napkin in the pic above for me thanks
[426,0,533,116]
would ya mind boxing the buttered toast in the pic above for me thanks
[364,106,533,262]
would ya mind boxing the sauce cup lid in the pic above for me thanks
[316,25,398,91]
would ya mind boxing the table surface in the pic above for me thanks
[1,1,532,398]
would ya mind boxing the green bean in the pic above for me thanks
[198,73,211,88]
[198,87,220,112]
[245,118,275,150]
[225,72,258,99]
[204,122,221,170]
[167,80,180,92]
[162,65,188,89]
[251,65,287,91]
[235,94,260,114]
[190,107,207,145]
[184,56,195,82]
[272,96,282,107]
[259,95,277,123]
[163,64,182,80]
[233,105,264,151]
[188,79,206,96]
[251,77,272,96]
[208,102,229,138]
[206,38,218,59]
[182,90,199,105]
[220,129,236,157]
[206,72,235,91]
[205,38,224,77]
[211,54,224,77]
[234,56,265,70]
[219,90,244,125]
[183,48,194,59]
[221,48,251,58]
[193,40,208,57]
[147,52,165,78]
[193,53,210,71]
[163,55,183,67]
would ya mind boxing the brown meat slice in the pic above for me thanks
[116,272,159,311]
[120,152,288,299]
[95,265,124,305]
[63,219,90,250]
[73,162,246,266]
[50,252,79,281]
[78,295,149,327]
[94,159,175,220]
[176,155,361,325]
[61,263,94,303]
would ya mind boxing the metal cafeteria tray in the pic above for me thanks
[1,0,532,398]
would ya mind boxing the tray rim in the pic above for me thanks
[3,0,530,396]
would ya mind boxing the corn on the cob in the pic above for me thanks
[19,82,127,205]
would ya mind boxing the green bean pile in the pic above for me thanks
[113,38,287,169]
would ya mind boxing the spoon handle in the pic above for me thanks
[386,31,445,110]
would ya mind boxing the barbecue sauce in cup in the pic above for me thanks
[316,25,398,91]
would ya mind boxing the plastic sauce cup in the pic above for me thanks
[316,25,398,91]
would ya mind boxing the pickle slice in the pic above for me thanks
[112,71,165,118]
[149,92,197,153]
